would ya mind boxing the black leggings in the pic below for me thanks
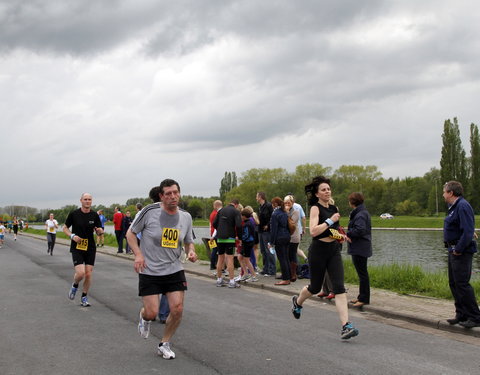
[307,240,346,295]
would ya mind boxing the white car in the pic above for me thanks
[380,213,394,219]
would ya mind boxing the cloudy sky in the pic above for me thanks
[1,0,479,209]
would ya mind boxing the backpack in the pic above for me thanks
[298,263,310,279]
[287,217,297,235]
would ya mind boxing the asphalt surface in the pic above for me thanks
[1,233,480,375]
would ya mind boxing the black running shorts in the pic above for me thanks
[217,242,236,255]
[71,249,96,266]
[138,270,187,296]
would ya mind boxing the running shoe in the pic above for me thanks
[234,275,243,282]
[68,284,77,300]
[138,310,151,339]
[157,342,175,359]
[216,279,227,287]
[291,295,302,319]
[228,281,241,288]
[246,276,259,282]
[341,322,359,339]
[80,296,91,307]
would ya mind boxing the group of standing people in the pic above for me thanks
[52,175,480,363]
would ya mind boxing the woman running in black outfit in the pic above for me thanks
[291,176,359,340]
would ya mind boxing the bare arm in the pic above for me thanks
[309,206,340,238]
[126,228,145,273]
[184,242,198,262]
[63,224,80,243]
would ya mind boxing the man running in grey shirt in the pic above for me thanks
[126,179,198,360]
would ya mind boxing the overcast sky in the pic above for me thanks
[1,0,479,209]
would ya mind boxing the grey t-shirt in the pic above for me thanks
[130,203,194,276]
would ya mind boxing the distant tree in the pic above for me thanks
[424,167,442,215]
[440,117,467,185]
[469,123,480,212]
[219,171,238,201]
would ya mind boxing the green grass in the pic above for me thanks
[370,215,480,229]
[344,259,480,301]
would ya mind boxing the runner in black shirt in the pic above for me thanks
[63,193,103,307]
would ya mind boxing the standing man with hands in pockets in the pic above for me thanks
[443,180,480,328]
[126,179,197,360]
[63,193,104,307]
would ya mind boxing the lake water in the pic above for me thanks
[33,225,480,275]
[191,227,480,276]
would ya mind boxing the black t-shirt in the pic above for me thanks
[65,208,101,252]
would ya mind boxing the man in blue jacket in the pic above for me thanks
[443,180,480,328]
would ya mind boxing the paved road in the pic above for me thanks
[1,236,479,375]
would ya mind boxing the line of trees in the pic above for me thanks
[2,117,478,222]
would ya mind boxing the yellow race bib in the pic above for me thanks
[76,239,88,251]
[208,239,217,249]
[49,227,55,233]
[161,228,180,249]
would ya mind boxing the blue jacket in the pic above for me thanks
[270,208,290,244]
[444,196,477,254]
[347,204,372,257]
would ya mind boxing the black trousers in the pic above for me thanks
[275,237,291,280]
[351,255,370,304]
[448,252,480,322]
[115,230,124,253]
[307,240,345,295]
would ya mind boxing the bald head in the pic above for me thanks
[80,193,93,212]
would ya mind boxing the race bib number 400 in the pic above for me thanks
[76,239,88,251]
[162,228,180,249]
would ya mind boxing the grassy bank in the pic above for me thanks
[343,260,480,300]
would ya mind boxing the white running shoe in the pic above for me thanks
[228,281,241,288]
[246,276,259,282]
[138,310,151,339]
[234,275,242,282]
[80,296,91,307]
[158,342,175,359]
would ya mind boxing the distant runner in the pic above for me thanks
[45,213,59,255]
[63,193,103,307]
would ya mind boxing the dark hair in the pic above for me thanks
[444,181,463,197]
[159,179,180,194]
[149,186,162,203]
[271,196,285,210]
[241,208,252,218]
[305,176,331,206]
[136,203,143,210]
[257,191,266,200]
[348,192,364,207]
[231,199,240,205]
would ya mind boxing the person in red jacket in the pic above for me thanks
[113,207,124,253]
